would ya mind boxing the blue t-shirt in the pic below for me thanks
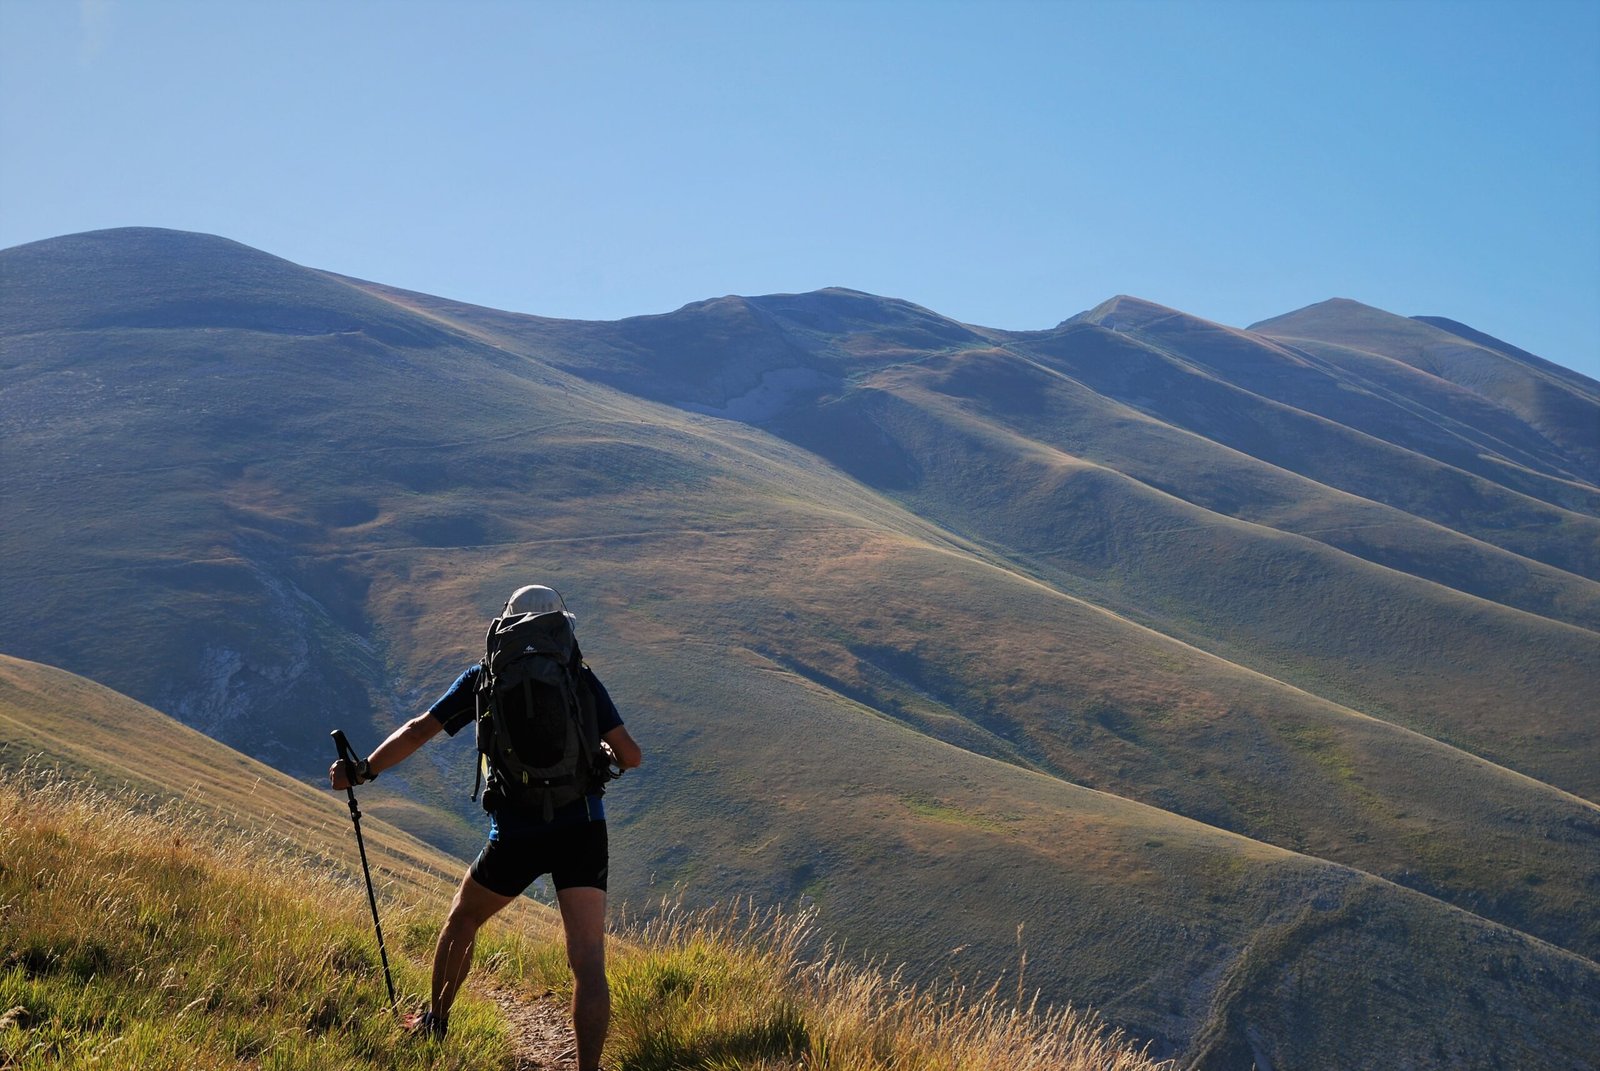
[428,662,623,838]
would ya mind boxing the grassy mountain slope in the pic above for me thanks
[1038,307,1600,553]
[772,351,1599,797]
[4,228,1599,1067]
[8,657,1600,1069]
[0,654,480,901]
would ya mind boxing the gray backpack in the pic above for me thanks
[472,610,604,821]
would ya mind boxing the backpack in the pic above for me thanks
[471,609,607,821]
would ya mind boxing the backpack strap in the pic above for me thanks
[469,625,497,803]
[469,681,484,804]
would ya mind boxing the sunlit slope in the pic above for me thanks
[336,266,1600,956]
[1088,296,1598,491]
[771,351,1599,796]
[550,522,1600,954]
[639,650,1600,1071]
[0,654,483,905]
[355,529,1600,1068]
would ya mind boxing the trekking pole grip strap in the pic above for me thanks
[332,730,379,786]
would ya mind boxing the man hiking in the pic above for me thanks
[329,584,642,1071]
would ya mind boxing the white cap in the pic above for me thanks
[504,584,575,624]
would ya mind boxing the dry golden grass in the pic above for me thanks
[505,901,1170,1071]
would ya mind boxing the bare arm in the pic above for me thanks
[602,724,643,770]
[329,712,446,789]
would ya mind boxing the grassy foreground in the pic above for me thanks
[0,766,1164,1070]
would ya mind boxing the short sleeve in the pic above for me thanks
[582,665,623,734]
[427,665,480,736]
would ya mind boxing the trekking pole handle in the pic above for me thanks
[331,729,360,766]
[330,730,374,789]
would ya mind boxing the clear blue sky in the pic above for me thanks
[3,0,1597,380]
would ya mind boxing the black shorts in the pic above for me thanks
[469,821,608,897]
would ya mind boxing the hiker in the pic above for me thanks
[329,584,642,1071]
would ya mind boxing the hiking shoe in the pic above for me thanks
[401,1009,447,1040]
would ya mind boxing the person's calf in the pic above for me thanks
[430,915,482,1023]
[429,875,512,1027]
[571,969,610,1071]
[556,886,611,1070]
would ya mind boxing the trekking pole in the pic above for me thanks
[331,729,398,1013]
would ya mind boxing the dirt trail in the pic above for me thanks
[488,987,579,1071]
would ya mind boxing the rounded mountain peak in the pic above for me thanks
[0,227,439,345]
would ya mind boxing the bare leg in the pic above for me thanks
[557,885,609,1071]
[431,872,514,1029]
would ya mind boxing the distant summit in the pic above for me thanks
[1060,294,1187,331]
[1253,296,1599,474]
